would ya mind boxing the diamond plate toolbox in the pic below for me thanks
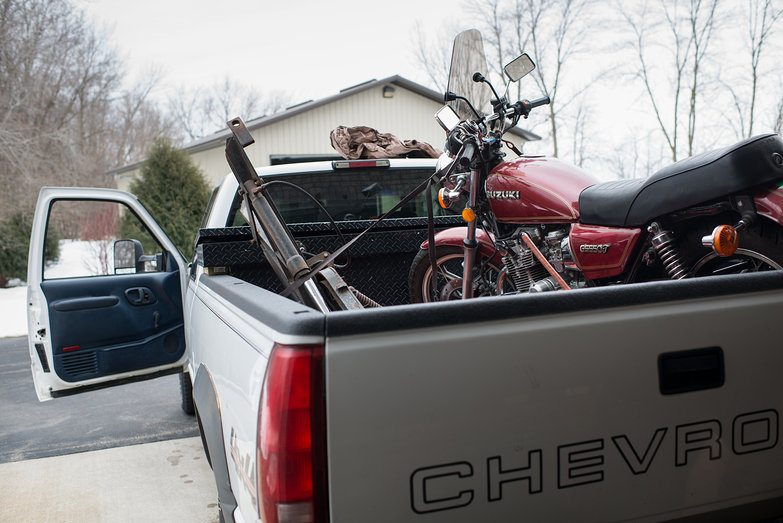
[196,216,463,306]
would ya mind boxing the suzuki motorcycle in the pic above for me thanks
[409,29,783,302]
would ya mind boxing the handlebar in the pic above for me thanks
[441,91,550,166]
[529,96,551,109]
[459,140,477,168]
[512,96,551,118]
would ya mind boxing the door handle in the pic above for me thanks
[658,347,724,395]
[124,287,157,306]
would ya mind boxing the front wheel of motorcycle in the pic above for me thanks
[408,246,508,303]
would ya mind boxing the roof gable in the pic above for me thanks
[109,75,540,175]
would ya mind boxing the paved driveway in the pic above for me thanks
[0,336,218,522]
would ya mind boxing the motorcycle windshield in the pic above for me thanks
[447,29,491,121]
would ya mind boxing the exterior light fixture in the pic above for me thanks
[382,86,395,98]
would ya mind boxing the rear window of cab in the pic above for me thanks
[228,162,454,226]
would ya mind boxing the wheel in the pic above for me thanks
[408,245,507,303]
[684,218,783,277]
[179,371,195,415]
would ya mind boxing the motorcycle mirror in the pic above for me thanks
[504,54,535,82]
[435,105,461,132]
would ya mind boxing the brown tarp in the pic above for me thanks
[330,125,442,160]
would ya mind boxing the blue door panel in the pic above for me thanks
[40,270,184,383]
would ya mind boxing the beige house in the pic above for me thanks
[110,75,539,191]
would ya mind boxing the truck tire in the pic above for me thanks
[179,371,195,415]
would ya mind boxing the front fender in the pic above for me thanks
[420,227,502,262]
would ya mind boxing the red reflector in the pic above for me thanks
[332,159,390,169]
[62,345,80,352]
[258,344,326,523]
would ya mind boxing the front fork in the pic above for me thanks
[462,167,481,299]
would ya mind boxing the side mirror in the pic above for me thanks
[114,239,144,273]
[114,239,162,273]
[435,105,461,132]
[504,54,535,82]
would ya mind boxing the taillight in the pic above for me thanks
[257,343,327,523]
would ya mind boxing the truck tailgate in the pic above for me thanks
[324,273,783,522]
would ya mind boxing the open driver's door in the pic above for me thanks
[27,187,189,401]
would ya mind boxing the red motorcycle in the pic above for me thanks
[409,29,783,302]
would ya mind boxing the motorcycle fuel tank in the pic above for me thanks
[486,156,599,223]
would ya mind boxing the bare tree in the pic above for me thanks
[108,76,178,167]
[725,0,783,138]
[0,0,169,220]
[571,103,589,167]
[167,87,205,142]
[775,95,783,134]
[467,0,597,159]
[621,0,722,162]
[169,77,295,141]
[0,0,116,216]
[412,20,467,93]
[513,0,584,157]
[80,202,118,276]
[412,1,600,163]
[608,126,676,179]
[609,138,642,180]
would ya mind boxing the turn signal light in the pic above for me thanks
[437,188,450,209]
[462,208,476,222]
[702,225,738,257]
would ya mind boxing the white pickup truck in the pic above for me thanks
[26,135,783,522]
[28,161,783,523]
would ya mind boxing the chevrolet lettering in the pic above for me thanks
[410,409,779,515]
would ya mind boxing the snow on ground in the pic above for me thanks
[1,241,106,338]
[0,285,27,338]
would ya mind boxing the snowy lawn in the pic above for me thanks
[1,240,111,338]
[0,285,27,338]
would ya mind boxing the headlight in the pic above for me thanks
[435,152,454,173]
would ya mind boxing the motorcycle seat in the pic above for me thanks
[578,133,783,227]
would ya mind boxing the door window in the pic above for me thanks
[43,200,165,280]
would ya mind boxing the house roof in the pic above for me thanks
[109,75,541,175]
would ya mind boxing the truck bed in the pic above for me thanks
[321,271,783,521]
[193,215,783,521]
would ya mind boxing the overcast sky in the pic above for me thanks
[76,0,457,103]
[72,0,783,177]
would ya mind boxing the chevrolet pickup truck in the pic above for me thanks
[26,129,783,522]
